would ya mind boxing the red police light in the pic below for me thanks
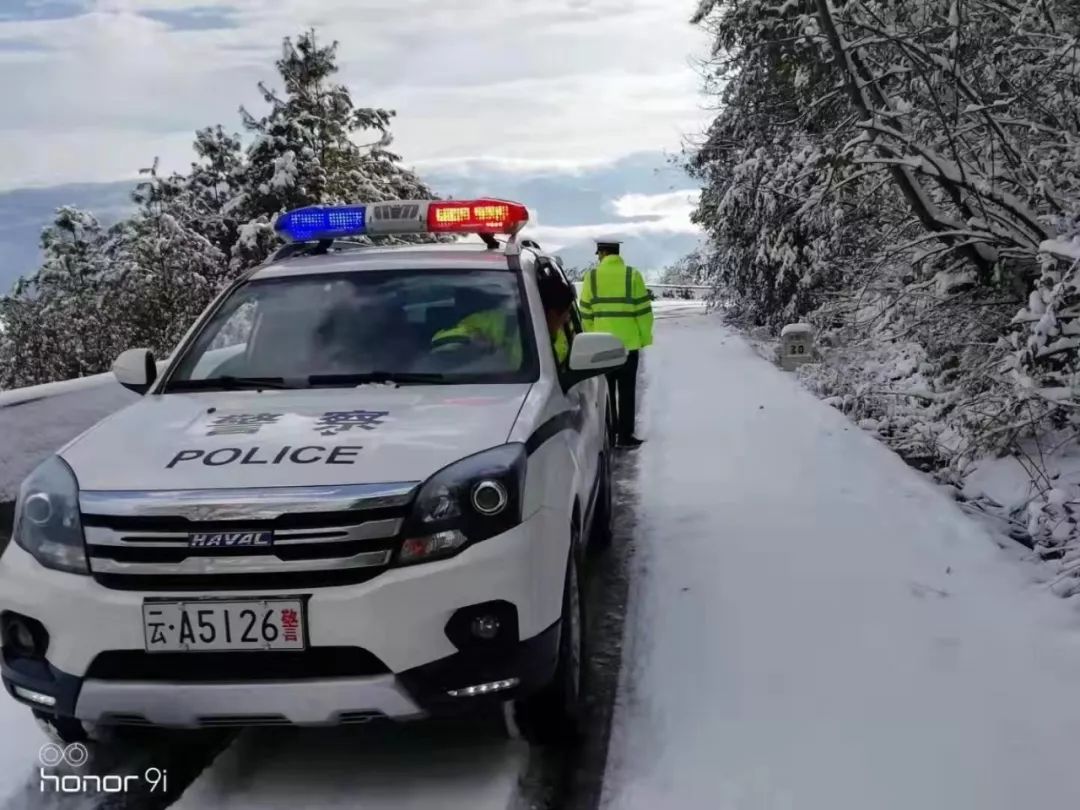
[427,199,529,235]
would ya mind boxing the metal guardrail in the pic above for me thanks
[645,284,712,290]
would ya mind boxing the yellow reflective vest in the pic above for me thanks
[579,256,654,350]
[431,309,569,368]
[431,308,523,369]
[553,328,570,365]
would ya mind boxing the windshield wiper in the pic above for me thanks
[306,372,449,387]
[165,376,300,392]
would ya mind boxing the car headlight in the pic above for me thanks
[13,456,88,575]
[398,444,527,565]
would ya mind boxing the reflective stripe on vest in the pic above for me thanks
[581,265,650,316]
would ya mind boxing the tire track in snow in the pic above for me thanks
[516,364,646,810]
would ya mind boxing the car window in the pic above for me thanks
[165,269,539,387]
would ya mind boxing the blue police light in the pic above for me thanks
[275,205,367,242]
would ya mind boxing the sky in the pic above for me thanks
[0,0,712,287]
[0,0,712,189]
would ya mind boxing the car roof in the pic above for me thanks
[250,243,525,281]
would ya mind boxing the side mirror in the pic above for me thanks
[113,348,157,395]
[563,333,627,388]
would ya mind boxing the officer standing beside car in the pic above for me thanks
[579,239,653,447]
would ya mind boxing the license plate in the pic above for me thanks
[142,599,306,652]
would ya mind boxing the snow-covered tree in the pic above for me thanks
[227,30,435,268]
[113,168,229,358]
[0,28,438,388]
[689,0,1080,557]
[0,208,127,387]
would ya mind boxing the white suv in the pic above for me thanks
[0,199,625,746]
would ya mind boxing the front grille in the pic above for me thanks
[79,484,417,591]
[86,647,391,682]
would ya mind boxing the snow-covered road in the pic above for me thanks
[602,315,1080,809]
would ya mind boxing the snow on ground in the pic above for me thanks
[602,313,1080,810]
[174,722,527,810]
[0,701,48,806]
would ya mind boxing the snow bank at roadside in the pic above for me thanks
[603,315,1080,810]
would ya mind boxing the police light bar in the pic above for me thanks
[275,205,367,242]
[427,200,529,235]
[274,199,529,242]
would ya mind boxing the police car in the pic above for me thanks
[0,199,626,746]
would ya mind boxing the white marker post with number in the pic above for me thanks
[780,323,815,371]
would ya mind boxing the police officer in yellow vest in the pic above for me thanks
[431,272,573,367]
[580,239,653,447]
[430,307,524,368]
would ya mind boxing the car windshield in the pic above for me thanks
[164,269,538,390]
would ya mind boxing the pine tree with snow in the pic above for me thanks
[228,30,435,268]
[689,0,1080,557]
[0,27,441,389]
[115,166,229,358]
[0,208,126,387]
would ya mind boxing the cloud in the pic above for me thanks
[0,0,712,188]
[525,189,702,252]
[612,189,700,224]
[0,128,196,189]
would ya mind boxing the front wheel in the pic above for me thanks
[590,449,614,550]
[511,546,584,745]
[33,710,90,745]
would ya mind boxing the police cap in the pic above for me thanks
[595,238,622,255]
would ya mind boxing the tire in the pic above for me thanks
[590,448,614,550]
[33,711,89,745]
[512,541,584,746]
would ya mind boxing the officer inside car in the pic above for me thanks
[431,268,575,367]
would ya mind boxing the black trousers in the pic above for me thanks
[606,350,640,440]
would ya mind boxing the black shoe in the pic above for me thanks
[618,436,644,448]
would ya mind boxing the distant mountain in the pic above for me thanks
[423,152,702,277]
[422,152,695,227]
[0,151,701,292]
[550,232,703,279]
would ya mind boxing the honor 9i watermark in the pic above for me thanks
[39,743,168,794]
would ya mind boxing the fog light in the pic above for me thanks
[1,613,49,658]
[10,621,34,653]
[470,615,500,640]
[447,678,519,698]
[445,601,519,651]
[12,686,56,707]
[471,480,508,516]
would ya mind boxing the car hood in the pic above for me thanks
[59,384,531,492]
